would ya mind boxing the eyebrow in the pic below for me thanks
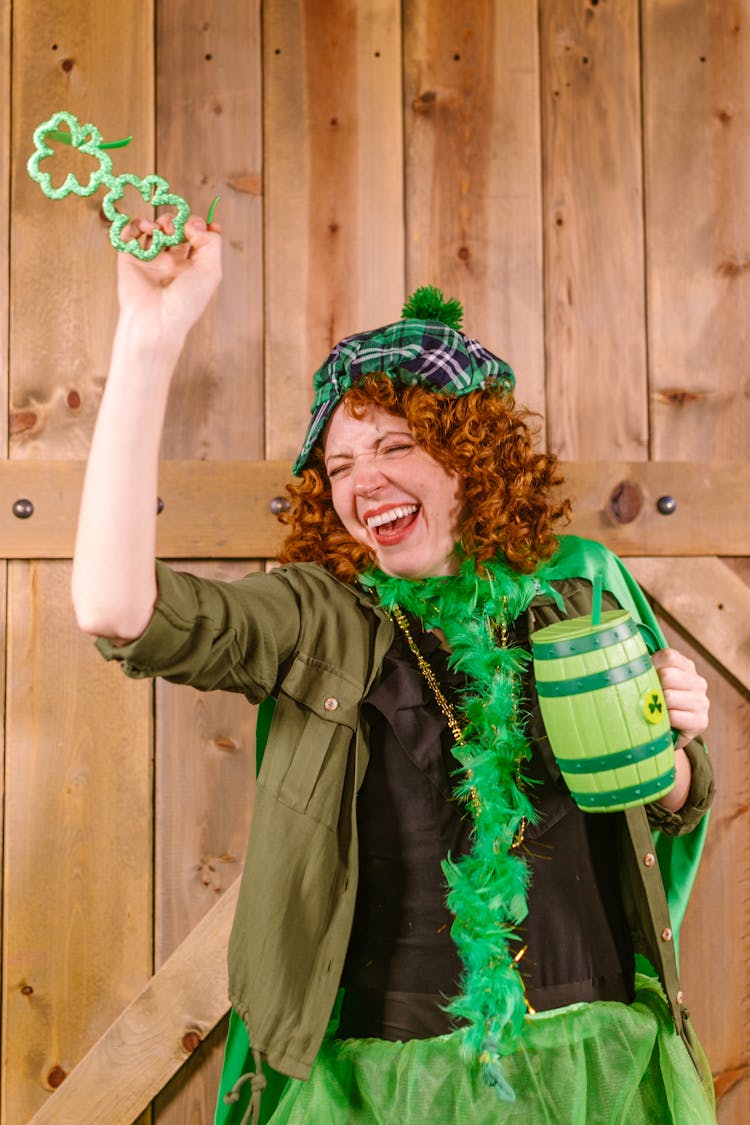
[324,430,413,463]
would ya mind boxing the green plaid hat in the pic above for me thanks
[292,286,515,475]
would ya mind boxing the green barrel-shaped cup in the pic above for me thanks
[531,610,675,812]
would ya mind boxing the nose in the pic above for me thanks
[350,451,386,495]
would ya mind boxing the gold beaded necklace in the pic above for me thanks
[390,603,464,743]
[389,601,527,846]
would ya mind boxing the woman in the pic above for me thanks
[73,217,715,1123]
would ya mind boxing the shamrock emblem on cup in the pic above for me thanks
[642,688,667,725]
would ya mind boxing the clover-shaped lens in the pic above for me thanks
[102,174,191,261]
[27,110,114,200]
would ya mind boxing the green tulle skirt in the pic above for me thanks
[267,976,715,1124]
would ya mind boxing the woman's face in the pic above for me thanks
[324,402,464,578]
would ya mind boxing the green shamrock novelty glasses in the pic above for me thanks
[28,110,218,261]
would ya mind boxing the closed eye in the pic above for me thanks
[326,462,351,479]
[325,439,414,479]
[379,442,414,458]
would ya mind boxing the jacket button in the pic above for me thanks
[661,927,673,942]
[643,852,656,867]
[323,697,339,711]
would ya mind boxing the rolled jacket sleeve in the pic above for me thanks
[646,736,714,837]
[95,561,302,701]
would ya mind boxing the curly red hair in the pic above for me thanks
[278,375,570,583]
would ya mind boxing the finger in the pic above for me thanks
[660,689,709,735]
[656,665,708,696]
[183,216,223,270]
[119,217,156,243]
[652,649,706,696]
[662,689,710,718]
[184,214,210,244]
[155,211,176,237]
[662,692,710,737]
[668,716,709,739]
[651,647,695,673]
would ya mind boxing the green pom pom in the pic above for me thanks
[401,285,464,331]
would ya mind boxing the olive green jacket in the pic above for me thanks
[98,538,713,1083]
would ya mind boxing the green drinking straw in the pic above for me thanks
[592,573,603,626]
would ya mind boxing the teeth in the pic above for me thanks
[366,504,418,529]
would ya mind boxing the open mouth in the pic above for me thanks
[365,504,420,541]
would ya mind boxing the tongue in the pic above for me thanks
[374,510,418,538]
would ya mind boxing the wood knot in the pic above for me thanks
[182,1031,202,1054]
[213,736,238,751]
[47,1065,67,1088]
[227,174,262,196]
[655,388,702,406]
[717,256,750,278]
[198,857,222,892]
[412,90,437,112]
[10,411,38,436]
[607,480,643,525]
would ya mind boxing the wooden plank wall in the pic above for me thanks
[0,0,8,1115]
[151,4,264,1119]
[640,5,750,1116]
[5,7,155,1125]
[1,1,748,1122]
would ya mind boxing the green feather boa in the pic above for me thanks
[360,555,555,1101]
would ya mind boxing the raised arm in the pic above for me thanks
[72,214,222,643]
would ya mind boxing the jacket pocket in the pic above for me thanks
[259,652,361,815]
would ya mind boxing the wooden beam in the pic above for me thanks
[1,460,749,559]
[628,557,750,695]
[27,880,238,1125]
[0,460,290,559]
[560,461,750,557]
